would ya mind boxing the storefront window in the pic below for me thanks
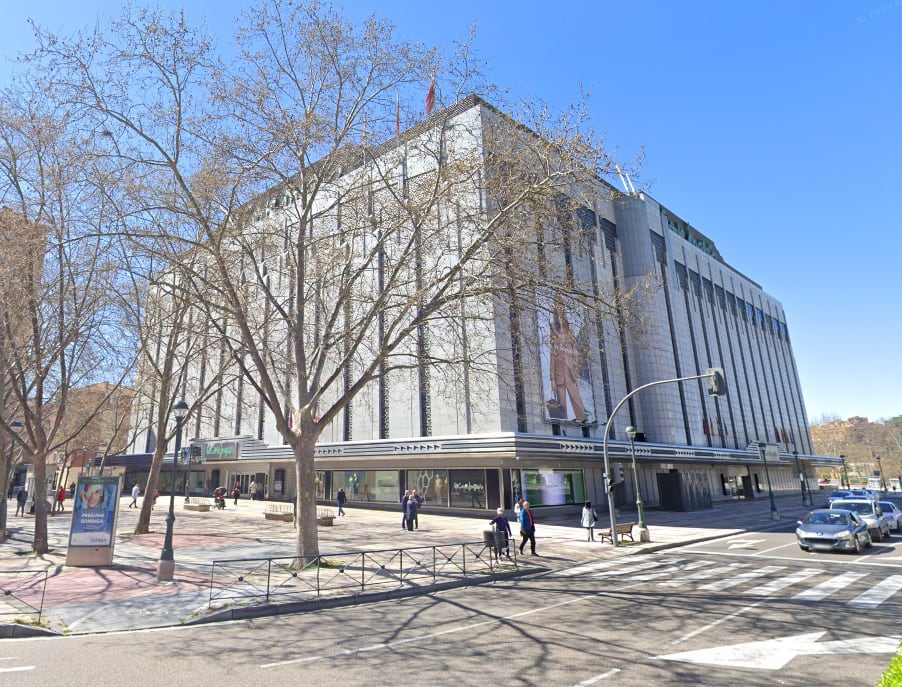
[405,470,449,507]
[332,470,398,502]
[449,469,487,509]
[515,469,584,506]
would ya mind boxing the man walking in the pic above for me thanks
[404,492,418,531]
[518,500,537,555]
[54,485,66,514]
[129,483,141,508]
[15,488,27,517]
[336,487,347,516]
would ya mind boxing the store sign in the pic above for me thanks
[204,441,240,461]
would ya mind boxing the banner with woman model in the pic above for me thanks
[538,294,595,425]
[67,477,122,565]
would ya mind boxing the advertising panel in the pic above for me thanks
[538,294,595,425]
[69,477,120,547]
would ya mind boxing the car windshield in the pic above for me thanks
[879,502,896,512]
[804,512,849,526]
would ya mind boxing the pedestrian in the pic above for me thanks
[249,480,258,501]
[581,500,598,541]
[337,487,347,516]
[404,491,418,531]
[231,482,241,506]
[411,488,423,529]
[15,488,27,517]
[490,507,512,559]
[54,485,66,514]
[401,490,410,529]
[518,500,537,555]
[514,498,523,520]
[129,483,141,508]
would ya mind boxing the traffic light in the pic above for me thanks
[706,367,726,396]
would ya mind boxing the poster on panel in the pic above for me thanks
[538,293,595,425]
[66,475,122,566]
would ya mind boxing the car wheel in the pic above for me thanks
[798,544,808,552]
[883,526,891,539]
[865,533,874,548]
[872,528,883,542]
[852,536,862,554]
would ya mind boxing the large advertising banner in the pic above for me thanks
[538,294,595,425]
[67,476,122,566]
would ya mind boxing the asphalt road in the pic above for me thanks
[2,531,898,686]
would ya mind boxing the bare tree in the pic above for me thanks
[0,85,136,553]
[30,0,645,560]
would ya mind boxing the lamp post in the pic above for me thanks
[157,399,189,582]
[758,442,779,519]
[875,455,887,492]
[793,450,810,507]
[625,426,650,542]
[840,455,850,489]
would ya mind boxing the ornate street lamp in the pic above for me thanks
[875,455,888,492]
[625,426,650,542]
[793,450,811,507]
[157,399,189,582]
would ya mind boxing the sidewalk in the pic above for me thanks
[0,492,819,637]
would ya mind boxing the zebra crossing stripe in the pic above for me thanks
[846,574,902,609]
[627,559,714,582]
[793,571,868,601]
[557,558,645,577]
[745,568,821,596]
[658,563,751,587]
[590,558,682,579]
[697,565,785,591]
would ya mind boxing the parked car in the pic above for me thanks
[847,488,881,500]
[796,509,872,553]
[829,499,892,541]
[826,490,852,505]
[878,501,902,532]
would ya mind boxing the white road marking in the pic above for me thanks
[658,563,750,587]
[744,568,821,596]
[590,558,681,578]
[626,559,713,582]
[697,565,785,592]
[793,571,867,601]
[727,538,765,550]
[571,668,621,685]
[659,631,901,670]
[847,574,902,608]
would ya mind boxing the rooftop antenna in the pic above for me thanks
[615,165,636,195]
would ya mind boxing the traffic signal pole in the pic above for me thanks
[602,369,726,546]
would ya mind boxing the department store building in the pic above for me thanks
[125,96,840,514]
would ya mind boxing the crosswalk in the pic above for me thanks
[556,556,902,609]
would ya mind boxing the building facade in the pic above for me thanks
[127,96,839,512]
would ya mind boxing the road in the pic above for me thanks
[2,529,899,686]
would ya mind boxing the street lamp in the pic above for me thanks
[757,441,779,520]
[625,426,650,542]
[793,450,810,507]
[875,455,888,492]
[157,399,189,582]
[840,455,850,489]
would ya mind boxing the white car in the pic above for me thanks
[878,501,902,532]
[830,499,892,541]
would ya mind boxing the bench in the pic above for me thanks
[597,522,636,544]
[263,505,335,526]
[184,498,212,512]
[264,504,295,522]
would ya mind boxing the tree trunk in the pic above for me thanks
[134,444,167,534]
[31,453,49,554]
[292,435,320,561]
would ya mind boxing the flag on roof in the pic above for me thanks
[425,78,435,116]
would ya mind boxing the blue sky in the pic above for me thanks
[2,1,899,423]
